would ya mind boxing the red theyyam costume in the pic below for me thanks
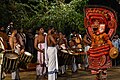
[84,5,118,80]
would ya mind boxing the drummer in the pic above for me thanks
[68,36,78,73]
[34,26,46,80]
[57,32,68,75]
[58,32,68,50]
[9,29,24,80]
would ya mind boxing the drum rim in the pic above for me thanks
[60,50,68,53]
[24,51,32,56]
[4,51,18,59]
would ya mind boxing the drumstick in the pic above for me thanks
[1,50,12,53]
[4,50,12,52]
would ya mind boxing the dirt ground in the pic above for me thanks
[4,66,120,80]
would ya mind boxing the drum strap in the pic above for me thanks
[19,33,26,45]
[0,37,5,50]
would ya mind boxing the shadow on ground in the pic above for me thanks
[4,67,120,80]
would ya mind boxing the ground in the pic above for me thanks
[4,66,120,80]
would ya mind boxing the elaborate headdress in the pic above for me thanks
[84,5,117,39]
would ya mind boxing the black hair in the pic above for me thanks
[38,26,44,30]
[47,25,54,30]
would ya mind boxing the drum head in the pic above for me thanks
[24,52,32,56]
[61,50,68,53]
[4,51,18,59]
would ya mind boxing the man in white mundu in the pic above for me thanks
[47,27,58,80]
[34,27,46,80]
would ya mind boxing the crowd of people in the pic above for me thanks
[0,21,120,80]
[112,34,120,66]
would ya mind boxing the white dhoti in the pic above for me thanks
[84,46,90,52]
[11,69,20,80]
[47,47,58,80]
[36,43,46,76]
[72,57,77,72]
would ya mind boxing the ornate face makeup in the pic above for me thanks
[99,24,105,33]
[91,20,100,34]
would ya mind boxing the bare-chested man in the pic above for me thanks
[47,27,58,80]
[34,27,46,80]
[9,29,24,80]
[9,30,24,53]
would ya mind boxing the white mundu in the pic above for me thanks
[36,43,46,76]
[47,47,58,80]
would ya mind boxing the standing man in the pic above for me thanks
[25,29,35,55]
[34,27,46,80]
[47,27,58,80]
[112,34,120,66]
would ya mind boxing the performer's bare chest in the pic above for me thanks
[38,36,45,43]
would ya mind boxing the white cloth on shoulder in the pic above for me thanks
[45,36,48,67]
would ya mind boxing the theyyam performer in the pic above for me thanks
[84,5,118,80]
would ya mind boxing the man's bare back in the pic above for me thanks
[47,34,56,47]
[47,28,57,47]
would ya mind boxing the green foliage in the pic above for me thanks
[0,0,88,35]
